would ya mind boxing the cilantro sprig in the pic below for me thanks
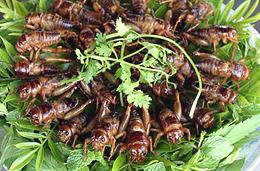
[76,18,202,115]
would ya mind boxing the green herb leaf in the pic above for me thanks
[95,33,107,46]
[117,81,139,95]
[39,0,47,12]
[24,149,67,171]
[15,120,40,131]
[154,4,168,18]
[112,154,126,171]
[224,114,260,144]
[95,44,113,58]
[216,159,245,171]
[219,0,234,24]
[127,90,152,108]
[67,149,107,171]
[201,136,234,160]
[0,103,8,116]
[218,149,240,168]
[244,0,259,18]
[143,161,166,171]
[79,60,103,84]
[213,0,224,24]
[17,131,46,139]
[15,142,41,149]
[48,138,64,162]
[116,18,130,36]
[35,146,44,171]
[0,36,17,60]
[9,149,37,171]
[91,162,110,171]
[228,0,251,22]
[139,70,155,85]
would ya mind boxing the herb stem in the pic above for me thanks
[106,33,120,39]
[88,55,170,78]
[135,34,202,118]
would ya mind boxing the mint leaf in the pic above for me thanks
[0,103,7,116]
[24,149,67,171]
[67,149,107,171]
[218,149,240,168]
[9,149,37,171]
[67,149,86,171]
[216,159,245,171]
[221,115,260,144]
[143,161,166,171]
[201,136,234,160]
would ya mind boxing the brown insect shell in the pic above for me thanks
[126,110,150,163]
[195,109,215,129]
[58,124,73,143]
[185,1,213,24]
[218,86,238,104]
[159,108,182,133]
[18,79,41,101]
[52,99,79,119]
[231,62,250,81]
[29,103,55,125]
[58,114,88,143]
[91,115,120,151]
[53,0,73,19]
[15,34,32,54]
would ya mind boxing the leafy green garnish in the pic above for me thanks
[209,0,260,39]
[67,149,107,171]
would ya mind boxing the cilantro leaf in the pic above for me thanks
[142,58,158,67]
[139,70,155,85]
[95,44,113,58]
[115,64,131,81]
[76,49,87,64]
[116,81,139,95]
[127,90,152,108]
[116,18,130,36]
[95,33,107,46]
[79,60,102,84]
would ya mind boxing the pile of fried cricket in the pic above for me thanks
[14,0,250,163]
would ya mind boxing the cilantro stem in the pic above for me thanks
[134,34,202,118]
[122,46,147,59]
[108,38,126,43]
[112,49,119,59]
[120,40,126,59]
[106,33,120,39]
[88,55,171,78]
